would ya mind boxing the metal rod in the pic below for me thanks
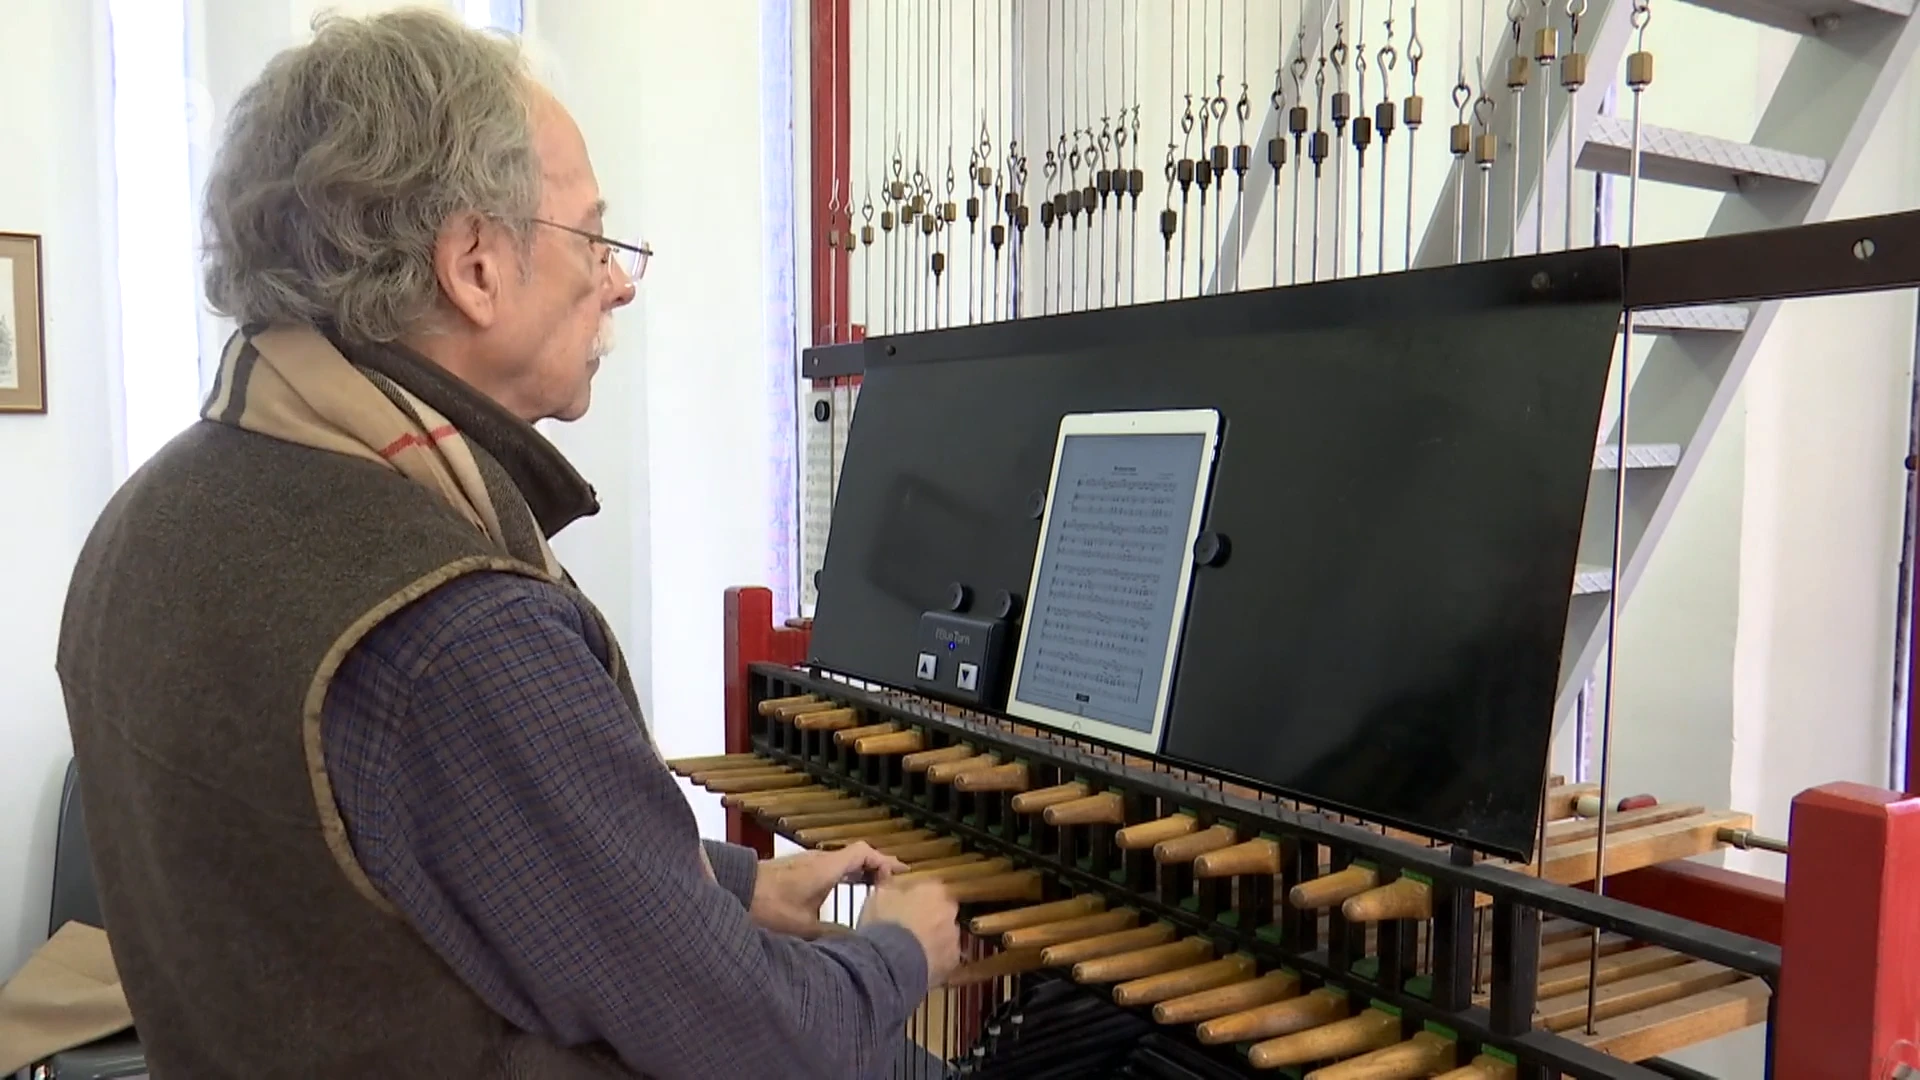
[1588,7,1650,1032]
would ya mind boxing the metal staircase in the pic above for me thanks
[1538,0,1920,732]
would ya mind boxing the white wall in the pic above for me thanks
[1728,56,1920,847]
[530,0,787,839]
[0,0,123,981]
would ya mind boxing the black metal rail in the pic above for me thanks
[748,663,1781,1080]
[800,208,1920,379]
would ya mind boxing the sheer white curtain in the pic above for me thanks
[108,0,206,476]
[459,0,524,32]
[763,0,800,621]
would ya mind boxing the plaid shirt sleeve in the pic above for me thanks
[321,571,927,1079]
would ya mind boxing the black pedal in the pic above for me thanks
[913,610,1011,707]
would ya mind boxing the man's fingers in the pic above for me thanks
[866,850,910,882]
[831,841,907,884]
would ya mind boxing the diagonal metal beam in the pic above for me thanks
[1554,5,1920,721]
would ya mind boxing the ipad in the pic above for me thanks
[1004,408,1222,753]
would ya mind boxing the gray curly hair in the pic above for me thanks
[201,8,540,343]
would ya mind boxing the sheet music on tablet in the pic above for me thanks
[1016,432,1207,734]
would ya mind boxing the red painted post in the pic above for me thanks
[722,586,812,856]
[1604,861,1784,947]
[722,587,777,856]
[807,0,852,347]
[1774,782,1920,1080]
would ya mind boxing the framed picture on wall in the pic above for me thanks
[0,231,47,414]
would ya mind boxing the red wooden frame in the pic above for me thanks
[1604,860,1785,947]
[1910,506,1920,790]
[723,586,811,855]
[808,0,852,347]
[1774,782,1920,1079]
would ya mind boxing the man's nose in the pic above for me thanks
[608,262,637,307]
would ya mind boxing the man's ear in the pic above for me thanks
[433,211,506,330]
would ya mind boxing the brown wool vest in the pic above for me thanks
[56,420,643,1078]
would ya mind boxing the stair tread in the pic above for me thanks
[1675,0,1913,34]
[1593,443,1682,470]
[1574,566,1616,596]
[1632,305,1752,333]
[1581,119,1828,191]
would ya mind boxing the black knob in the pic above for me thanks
[993,590,1021,620]
[1027,489,1047,520]
[947,582,971,612]
[1193,531,1231,567]
[812,399,831,422]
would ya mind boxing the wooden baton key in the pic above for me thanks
[855,730,926,756]
[967,894,1107,936]
[1010,782,1089,814]
[793,818,914,846]
[852,828,937,850]
[880,837,964,862]
[664,752,761,775]
[904,853,989,873]
[953,762,1029,793]
[793,708,859,732]
[834,721,898,746]
[1288,864,1380,909]
[1040,923,1179,967]
[1071,936,1213,984]
[1246,1007,1401,1070]
[762,796,866,822]
[898,857,1013,883]
[1043,791,1126,827]
[947,947,1047,987]
[927,754,1000,784]
[724,786,834,811]
[754,693,817,717]
[1305,1030,1459,1080]
[1433,1054,1518,1079]
[1153,969,1302,1025]
[705,771,814,796]
[1116,813,1200,849]
[688,764,787,785]
[1154,824,1237,863]
[1341,877,1433,923]
[945,870,1044,904]
[902,744,976,771]
[1111,953,1256,1007]
[1193,837,1281,878]
[777,806,892,831]
[999,907,1140,950]
[1197,986,1347,1045]
[770,699,840,722]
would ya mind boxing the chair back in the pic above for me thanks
[49,756,105,935]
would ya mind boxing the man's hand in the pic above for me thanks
[748,842,909,939]
[859,876,963,987]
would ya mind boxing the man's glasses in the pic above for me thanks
[533,219,652,281]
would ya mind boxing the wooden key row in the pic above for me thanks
[669,740,1767,1074]
[949,887,1769,1075]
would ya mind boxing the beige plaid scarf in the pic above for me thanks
[201,324,566,577]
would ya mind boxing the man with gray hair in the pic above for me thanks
[55,8,959,1077]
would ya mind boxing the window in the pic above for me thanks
[108,0,204,476]
[460,0,525,33]
[763,0,800,619]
